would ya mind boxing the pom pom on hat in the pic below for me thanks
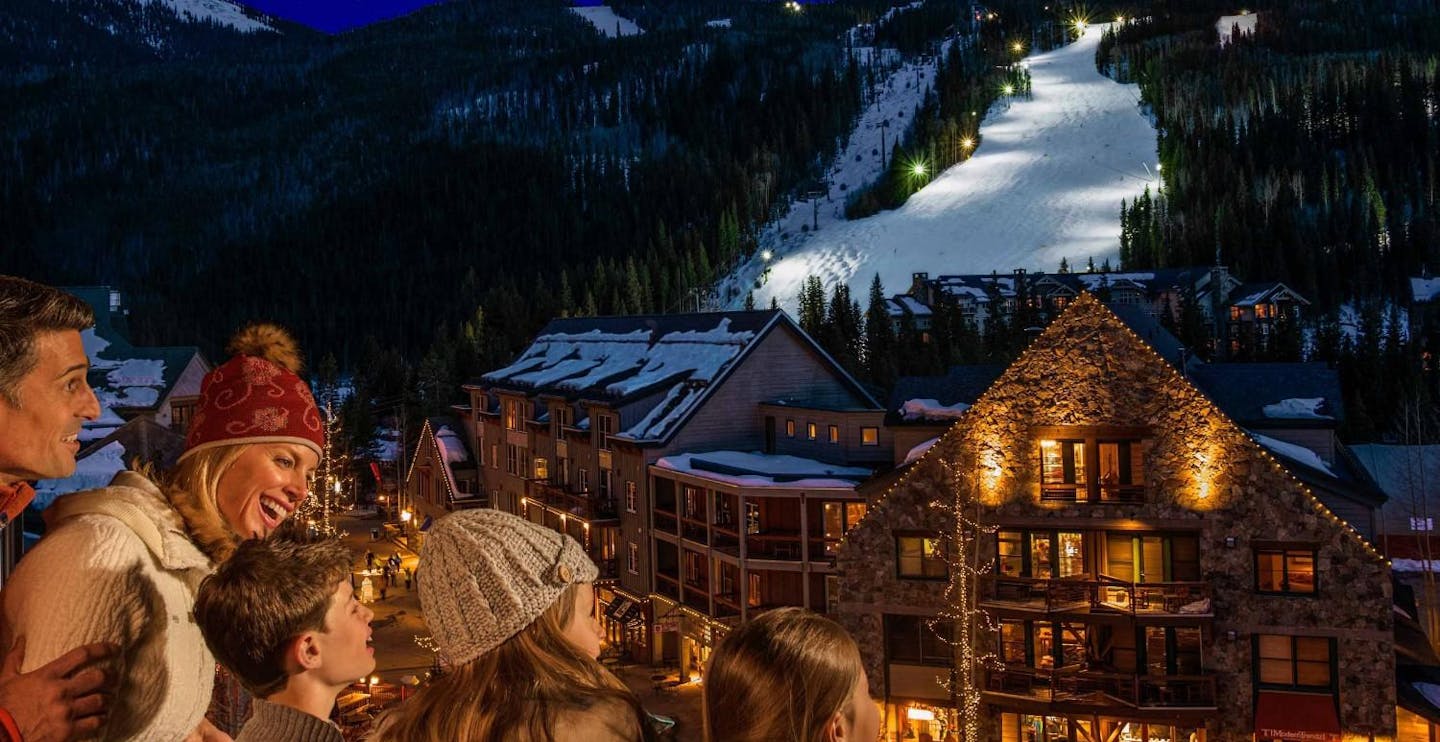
[226,322,304,375]
[179,322,323,462]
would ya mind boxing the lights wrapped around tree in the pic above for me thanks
[930,454,1000,742]
[300,401,350,537]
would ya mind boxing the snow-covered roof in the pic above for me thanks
[656,451,871,490]
[899,398,970,421]
[32,442,127,511]
[483,312,783,442]
[895,295,932,316]
[434,426,470,465]
[706,18,732,28]
[903,436,939,465]
[1412,276,1440,303]
[1247,430,1335,476]
[1262,398,1332,420]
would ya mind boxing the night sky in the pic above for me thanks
[240,0,451,33]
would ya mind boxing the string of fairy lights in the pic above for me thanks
[858,292,1388,740]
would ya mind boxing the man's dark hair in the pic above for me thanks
[0,276,93,406]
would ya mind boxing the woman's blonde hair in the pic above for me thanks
[139,444,248,562]
[703,607,866,742]
[372,583,652,742]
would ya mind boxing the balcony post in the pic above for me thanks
[799,494,810,610]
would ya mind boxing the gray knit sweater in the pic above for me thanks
[235,700,344,742]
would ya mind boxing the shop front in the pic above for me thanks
[598,587,647,661]
[998,713,1206,742]
[889,702,954,741]
[1253,692,1341,742]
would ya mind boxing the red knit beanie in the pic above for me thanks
[179,323,324,463]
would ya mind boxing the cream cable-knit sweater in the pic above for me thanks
[2,471,217,741]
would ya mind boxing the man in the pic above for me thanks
[0,275,114,741]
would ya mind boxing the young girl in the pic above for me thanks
[372,509,654,742]
[704,607,880,742]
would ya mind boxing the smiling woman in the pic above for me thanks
[1,322,325,741]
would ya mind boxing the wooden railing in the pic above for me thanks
[982,576,1212,616]
[986,667,1215,708]
[1040,483,1145,503]
[526,481,617,522]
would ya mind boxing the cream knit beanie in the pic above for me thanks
[418,508,599,665]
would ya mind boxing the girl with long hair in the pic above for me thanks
[703,607,880,742]
[372,508,654,742]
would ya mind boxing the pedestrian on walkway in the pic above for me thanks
[366,551,375,569]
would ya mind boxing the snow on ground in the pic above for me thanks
[722,24,1158,312]
[112,0,271,33]
[1261,398,1331,420]
[1216,12,1256,46]
[570,5,643,37]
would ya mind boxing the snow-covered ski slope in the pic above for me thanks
[726,23,1158,310]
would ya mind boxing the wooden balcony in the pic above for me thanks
[985,666,1215,710]
[526,481,617,523]
[982,576,1212,617]
[655,572,681,601]
[1040,483,1145,503]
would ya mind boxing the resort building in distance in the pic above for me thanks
[458,310,887,678]
[452,289,1440,741]
[837,294,1396,741]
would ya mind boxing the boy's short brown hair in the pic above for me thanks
[194,527,354,697]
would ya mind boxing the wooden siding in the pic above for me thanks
[666,325,873,454]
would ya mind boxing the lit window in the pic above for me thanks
[1256,635,1332,690]
[807,422,818,440]
[786,419,796,438]
[828,425,840,444]
[1256,547,1316,594]
[1040,439,1085,498]
[823,502,868,553]
[1412,517,1434,532]
[533,457,549,481]
[860,427,879,446]
[897,535,947,579]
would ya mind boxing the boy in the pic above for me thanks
[194,531,375,742]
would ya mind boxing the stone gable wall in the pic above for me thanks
[838,295,1395,738]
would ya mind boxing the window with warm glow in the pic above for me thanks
[828,425,840,444]
[860,427,879,446]
[883,614,954,666]
[1040,440,1085,497]
[1256,635,1332,690]
[807,422,818,440]
[999,621,1027,664]
[533,457,548,481]
[823,502,868,554]
[1256,547,1316,594]
[786,419,796,437]
[896,535,948,579]
[1039,430,1147,502]
[505,400,523,431]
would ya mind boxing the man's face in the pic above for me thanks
[0,330,100,484]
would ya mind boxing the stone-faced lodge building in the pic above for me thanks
[837,294,1395,742]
